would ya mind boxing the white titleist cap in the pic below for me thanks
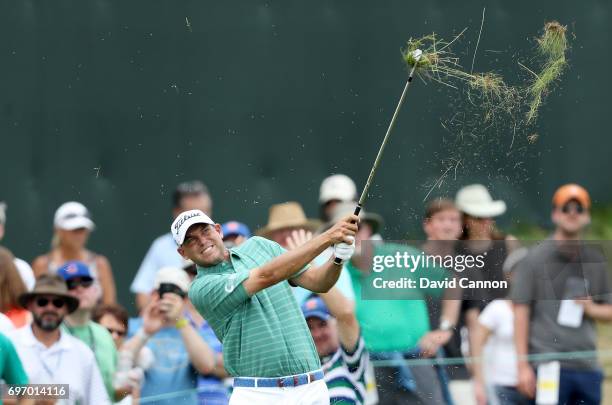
[171,209,215,245]
[319,174,357,204]
[54,202,95,231]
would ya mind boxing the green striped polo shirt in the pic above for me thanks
[189,236,321,377]
[322,336,368,405]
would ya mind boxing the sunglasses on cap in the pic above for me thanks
[66,277,94,290]
[106,327,126,337]
[36,297,66,309]
[561,203,585,214]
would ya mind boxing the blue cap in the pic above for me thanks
[301,296,331,321]
[57,261,93,281]
[221,221,251,239]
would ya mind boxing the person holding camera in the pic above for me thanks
[123,267,221,405]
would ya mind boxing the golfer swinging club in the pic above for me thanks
[172,209,358,404]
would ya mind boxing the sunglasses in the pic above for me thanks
[66,277,94,290]
[106,327,126,337]
[561,204,585,214]
[36,297,66,309]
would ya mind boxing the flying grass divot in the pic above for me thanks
[400,21,570,201]
[402,32,521,124]
[402,33,516,101]
[401,21,570,127]
[538,21,568,61]
[527,21,569,123]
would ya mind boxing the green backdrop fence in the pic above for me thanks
[1,1,610,309]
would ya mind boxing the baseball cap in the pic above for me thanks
[171,209,215,245]
[221,221,251,239]
[57,261,94,281]
[54,202,95,231]
[552,184,591,209]
[154,267,191,293]
[301,295,331,321]
[319,174,357,204]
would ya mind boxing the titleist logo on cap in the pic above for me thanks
[174,211,202,235]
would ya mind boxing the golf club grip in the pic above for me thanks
[333,204,362,265]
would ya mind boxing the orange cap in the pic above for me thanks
[552,184,591,208]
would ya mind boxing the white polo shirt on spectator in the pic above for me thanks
[9,325,111,405]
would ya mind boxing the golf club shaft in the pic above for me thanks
[334,63,419,265]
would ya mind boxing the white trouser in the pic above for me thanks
[229,379,329,405]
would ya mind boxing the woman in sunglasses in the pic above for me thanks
[454,185,519,390]
[32,201,116,304]
[0,246,31,328]
[93,304,129,348]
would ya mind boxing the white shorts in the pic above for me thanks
[229,379,329,405]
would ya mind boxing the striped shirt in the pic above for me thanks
[189,236,320,377]
[322,336,369,405]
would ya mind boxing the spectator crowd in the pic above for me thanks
[0,178,610,405]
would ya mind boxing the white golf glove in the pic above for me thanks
[334,236,355,263]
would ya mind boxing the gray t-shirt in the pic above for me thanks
[510,240,612,370]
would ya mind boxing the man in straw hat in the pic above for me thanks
[256,201,321,249]
[511,184,612,404]
[9,274,110,404]
[291,201,384,307]
[256,201,354,307]
[172,207,358,404]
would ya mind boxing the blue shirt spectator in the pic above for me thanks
[128,316,200,404]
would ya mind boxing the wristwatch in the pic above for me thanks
[439,319,455,332]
